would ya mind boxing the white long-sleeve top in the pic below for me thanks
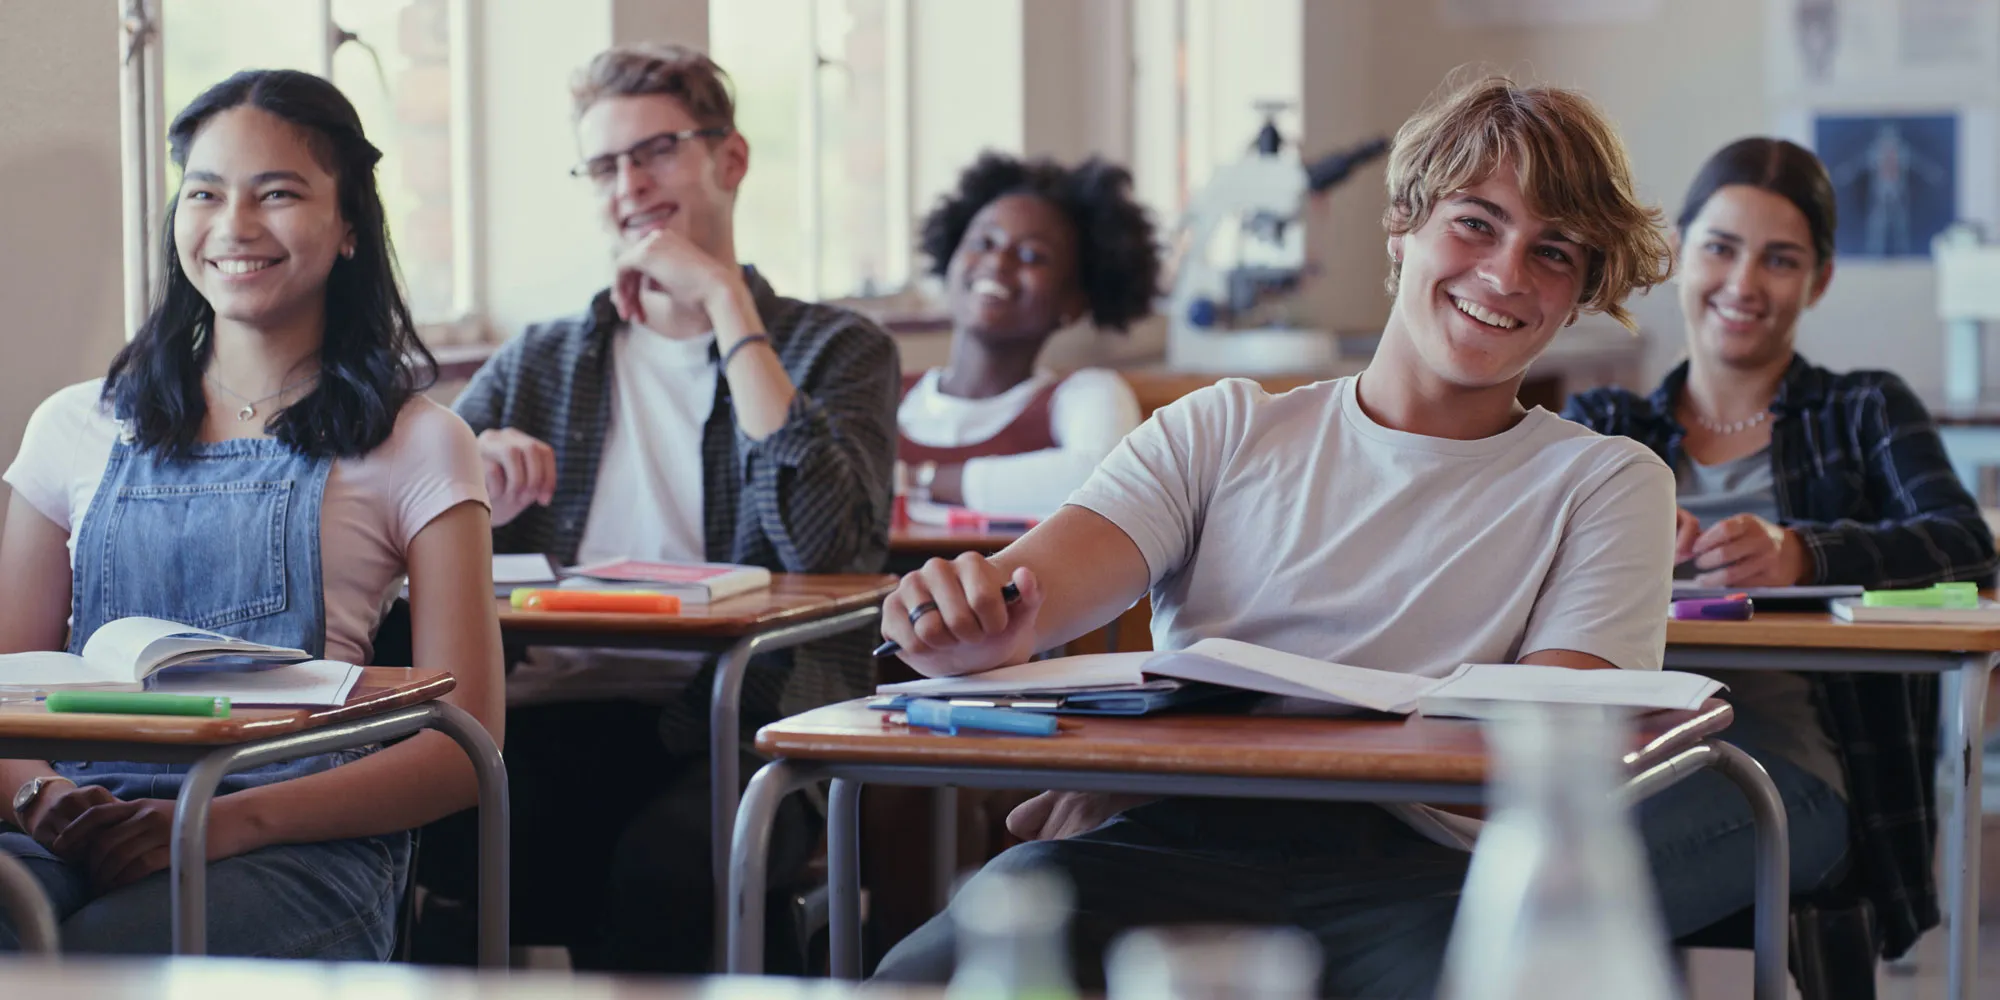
[897,366,1142,517]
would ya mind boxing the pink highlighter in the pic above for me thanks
[1671,595,1755,621]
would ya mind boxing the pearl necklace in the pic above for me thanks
[1691,409,1769,435]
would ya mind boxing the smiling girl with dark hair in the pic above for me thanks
[1566,137,1996,958]
[897,152,1161,518]
[0,70,502,958]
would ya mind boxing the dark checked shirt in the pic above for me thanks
[1565,355,1998,957]
[453,267,899,750]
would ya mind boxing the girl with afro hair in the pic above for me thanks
[897,152,1161,518]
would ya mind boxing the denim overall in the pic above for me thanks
[0,436,407,958]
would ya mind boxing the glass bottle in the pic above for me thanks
[1107,924,1320,999]
[1438,704,1682,1000]
[947,869,1081,1000]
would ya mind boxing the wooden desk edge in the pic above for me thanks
[754,699,1734,787]
[0,667,456,746]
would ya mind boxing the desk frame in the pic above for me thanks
[1667,644,1994,1000]
[727,738,1792,1000]
[0,701,508,965]
[503,604,881,969]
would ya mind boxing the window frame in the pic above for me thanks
[117,0,487,342]
[720,0,914,303]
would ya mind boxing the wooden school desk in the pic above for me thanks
[497,572,895,968]
[0,955,950,1000]
[0,668,508,964]
[1667,612,2000,1000]
[726,698,1795,1000]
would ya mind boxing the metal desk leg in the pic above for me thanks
[171,746,238,955]
[931,786,958,911]
[1944,653,1993,1000]
[828,777,865,980]
[166,705,504,960]
[1706,741,1791,1000]
[728,759,814,974]
[424,701,512,968]
[705,605,882,970]
[709,634,756,972]
[0,848,57,954]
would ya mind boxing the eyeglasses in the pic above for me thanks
[571,127,732,186]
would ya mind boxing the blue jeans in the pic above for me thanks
[0,829,408,958]
[872,739,1850,998]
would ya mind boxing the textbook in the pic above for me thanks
[0,616,362,706]
[1669,584,1862,603]
[490,553,560,597]
[878,638,1720,718]
[1830,597,2000,624]
[563,559,772,604]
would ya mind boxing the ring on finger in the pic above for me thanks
[908,601,939,626]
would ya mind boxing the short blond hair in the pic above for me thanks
[571,42,735,129]
[1383,74,1671,330]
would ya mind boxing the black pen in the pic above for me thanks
[873,582,1021,657]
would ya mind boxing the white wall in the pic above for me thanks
[1287,0,1952,398]
[0,1,126,512]
[477,3,616,338]
[910,0,1025,223]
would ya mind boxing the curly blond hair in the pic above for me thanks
[1383,74,1672,330]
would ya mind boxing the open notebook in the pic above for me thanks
[0,617,361,706]
[879,638,1721,719]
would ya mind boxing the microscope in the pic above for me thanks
[1165,103,1388,373]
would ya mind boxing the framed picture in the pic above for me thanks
[1813,112,1958,258]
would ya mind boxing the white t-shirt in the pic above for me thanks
[509,324,717,707]
[1068,375,1676,847]
[2,380,488,666]
[899,367,1141,517]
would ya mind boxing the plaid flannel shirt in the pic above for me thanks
[453,267,899,751]
[1564,355,1998,957]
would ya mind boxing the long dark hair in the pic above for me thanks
[104,69,436,459]
[1677,137,1837,266]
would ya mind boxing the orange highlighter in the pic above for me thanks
[510,589,682,614]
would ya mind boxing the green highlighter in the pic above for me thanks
[1861,582,1980,609]
[44,691,231,718]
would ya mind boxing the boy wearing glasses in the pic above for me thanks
[434,43,898,972]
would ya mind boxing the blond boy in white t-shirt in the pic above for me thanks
[870,76,1681,997]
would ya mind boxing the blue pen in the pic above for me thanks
[906,698,1058,737]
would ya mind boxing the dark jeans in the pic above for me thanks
[873,739,1850,999]
[419,700,817,973]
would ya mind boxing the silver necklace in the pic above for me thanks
[1691,409,1769,435]
[206,372,319,422]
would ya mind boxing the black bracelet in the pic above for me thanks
[720,333,772,371]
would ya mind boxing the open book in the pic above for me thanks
[0,617,362,706]
[877,638,1722,719]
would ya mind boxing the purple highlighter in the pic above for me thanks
[1670,595,1755,621]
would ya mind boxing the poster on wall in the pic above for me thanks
[1767,1,1999,260]
[1814,113,1959,258]
[1767,0,2000,105]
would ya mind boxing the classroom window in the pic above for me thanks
[121,0,476,334]
[710,0,911,301]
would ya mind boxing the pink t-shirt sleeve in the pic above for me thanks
[380,400,490,552]
[3,381,116,533]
